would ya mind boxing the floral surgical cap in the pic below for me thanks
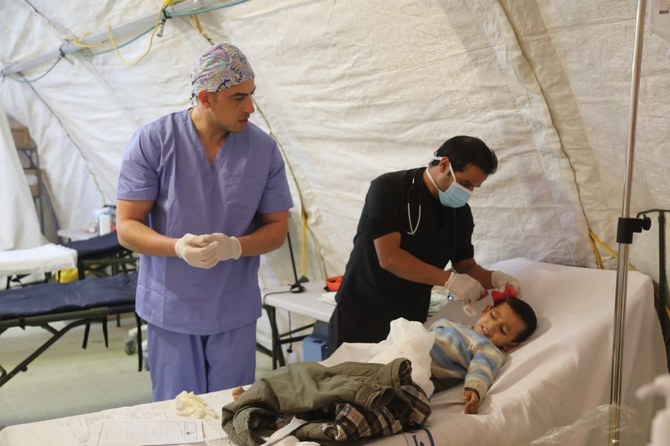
[190,43,255,96]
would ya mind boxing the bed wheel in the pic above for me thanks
[124,337,137,355]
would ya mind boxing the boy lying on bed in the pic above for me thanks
[223,296,536,443]
[429,295,537,414]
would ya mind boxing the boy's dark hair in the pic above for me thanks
[495,297,537,343]
[430,135,498,174]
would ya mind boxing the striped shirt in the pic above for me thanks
[429,318,505,399]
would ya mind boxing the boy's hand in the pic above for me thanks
[462,388,480,414]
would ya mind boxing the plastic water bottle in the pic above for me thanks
[99,213,111,235]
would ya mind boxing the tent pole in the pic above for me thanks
[609,0,648,443]
[0,0,242,78]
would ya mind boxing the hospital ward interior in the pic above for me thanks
[2,1,670,445]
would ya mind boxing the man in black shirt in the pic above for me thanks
[328,135,522,351]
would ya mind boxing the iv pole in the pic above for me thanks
[608,0,652,443]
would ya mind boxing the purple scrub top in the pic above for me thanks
[117,110,293,335]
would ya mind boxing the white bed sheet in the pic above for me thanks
[367,257,667,446]
[0,391,236,446]
[0,258,666,446]
[0,243,77,277]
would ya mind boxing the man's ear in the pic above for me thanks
[197,90,212,108]
[439,156,451,174]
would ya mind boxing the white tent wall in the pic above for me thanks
[1,81,105,234]
[0,103,43,250]
[1,0,669,296]
[222,0,597,273]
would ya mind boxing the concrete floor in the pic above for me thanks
[0,314,273,430]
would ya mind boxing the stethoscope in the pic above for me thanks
[406,170,423,235]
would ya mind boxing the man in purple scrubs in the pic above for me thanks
[116,43,293,401]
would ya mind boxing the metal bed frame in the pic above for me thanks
[637,208,670,371]
[0,272,142,389]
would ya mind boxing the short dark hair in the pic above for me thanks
[430,135,498,174]
[494,298,537,343]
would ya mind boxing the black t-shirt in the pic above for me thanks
[329,167,475,346]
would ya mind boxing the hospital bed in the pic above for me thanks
[0,272,141,389]
[0,259,666,446]
[221,258,667,445]
[365,258,668,446]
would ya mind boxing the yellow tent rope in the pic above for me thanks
[106,4,167,66]
[300,208,308,277]
[245,96,311,279]
[588,232,604,269]
[589,229,670,319]
[589,229,638,272]
[69,33,103,50]
[191,15,214,44]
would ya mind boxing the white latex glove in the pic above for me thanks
[491,271,523,297]
[444,272,486,304]
[203,233,242,261]
[174,233,219,269]
[175,391,218,419]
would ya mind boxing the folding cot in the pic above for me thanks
[0,272,141,389]
[61,232,135,279]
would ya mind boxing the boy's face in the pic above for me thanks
[473,302,527,350]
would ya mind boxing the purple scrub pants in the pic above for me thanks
[147,321,257,401]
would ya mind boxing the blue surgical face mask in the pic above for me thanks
[426,160,472,208]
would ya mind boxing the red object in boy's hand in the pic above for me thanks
[491,284,518,305]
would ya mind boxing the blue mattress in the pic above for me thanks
[0,272,141,388]
[0,272,137,320]
[62,232,126,260]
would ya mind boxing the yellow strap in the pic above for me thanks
[106,6,164,66]
[191,15,214,44]
[300,208,308,277]
[589,229,637,272]
[107,0,187,66]
[590,228,670,319]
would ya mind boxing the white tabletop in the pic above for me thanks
[262,281,335,322]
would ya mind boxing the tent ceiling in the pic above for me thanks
[1,0,669,285]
